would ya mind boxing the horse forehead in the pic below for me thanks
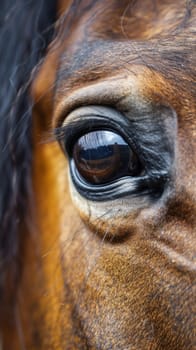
[56,41,124,95]
[53,1,195,100]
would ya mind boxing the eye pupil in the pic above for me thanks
[73,130,141,185]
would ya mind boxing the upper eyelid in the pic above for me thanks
[53,74,133,127]
[54,106,141,159]
[55,104,177,175]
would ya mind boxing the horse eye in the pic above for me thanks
[72,130,141,185]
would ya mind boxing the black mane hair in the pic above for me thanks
[0,0,57,290]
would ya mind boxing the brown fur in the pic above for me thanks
[1,0,196,349]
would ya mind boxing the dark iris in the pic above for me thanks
[72,130,141,185]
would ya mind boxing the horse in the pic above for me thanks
[0,0,195,348]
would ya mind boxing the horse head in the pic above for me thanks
[0,1,195,349]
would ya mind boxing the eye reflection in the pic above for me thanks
[72,130,141,185]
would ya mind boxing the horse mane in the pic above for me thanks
[0,0,57,290]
